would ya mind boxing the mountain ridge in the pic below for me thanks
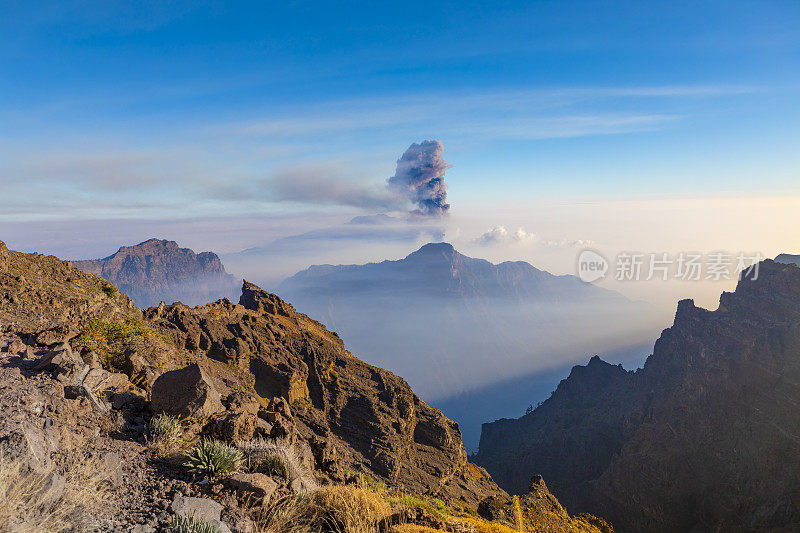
[0,238,608,532]
[476,259,800,532]
[279,242,661,450]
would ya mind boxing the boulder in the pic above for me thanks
[33,343,89,386]
[124,349,158,390]
[82,367,132,400]
[220,506,257,533]
[223,473,278,502]
[171,494,232,533]
[205,410,258,441]
[35,325,74,346]
[80,350,102,368]
[2,421,58,471]
[96,451,124,489]
[151,363,224,420]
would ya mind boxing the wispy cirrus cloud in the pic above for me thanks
[217,84,757,140]
[0,83,763,223]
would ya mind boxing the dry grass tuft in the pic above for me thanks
[306,485,392,532]
[252,485,392,533]
[389,526,443,533]
[0,453,115,532]
[251,493,313,533]
[452,516,527,533]
[511,495,523,531]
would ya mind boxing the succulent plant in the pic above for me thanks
[184,439,243,478]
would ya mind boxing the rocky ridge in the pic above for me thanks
[476,259,800,532]
[0,239,606,533]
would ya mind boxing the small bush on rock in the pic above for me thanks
[79,316,154,370]
[102,285,118,297]
[169,514,223,533]
[147,414,183,448]
[185,439,243,478]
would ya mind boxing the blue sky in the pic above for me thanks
[3,1,799,205]
[1,1,800,307]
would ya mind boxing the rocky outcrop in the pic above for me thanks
[477,259,800,532]
[73,238,240,309]
[151,363,225,420]
[476,356,636,502]
[146,280,502,507]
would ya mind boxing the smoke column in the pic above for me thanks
[387,140,450,217]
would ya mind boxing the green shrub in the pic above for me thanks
[169,514,223,533]
[384,491,453,519]
[184,439,242,478]
[461,504,479,517]
[147,414,183,448]
[79,316,154,370]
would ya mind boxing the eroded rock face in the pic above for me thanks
[146,281,503,506]
[72,238,241,309]
[476,356,636,500]
[477,260,800,532]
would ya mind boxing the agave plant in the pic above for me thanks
[184,439,243,478]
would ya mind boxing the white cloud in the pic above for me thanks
[473,226,537,245]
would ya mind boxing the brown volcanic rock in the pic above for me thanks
[73,238,240,309]
[0,239,138,334]
[477,259,800,532]
[150,363,225,420]
[145,280,502,506]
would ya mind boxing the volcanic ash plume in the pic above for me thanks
[388,140,451,217]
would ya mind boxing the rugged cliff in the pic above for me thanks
[73,238,240,308]
[145,280,502,506]
[477,259,800,532]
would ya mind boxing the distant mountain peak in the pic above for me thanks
[125,238,177,250]
[406,241,458,259]
[72,238,240,309]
